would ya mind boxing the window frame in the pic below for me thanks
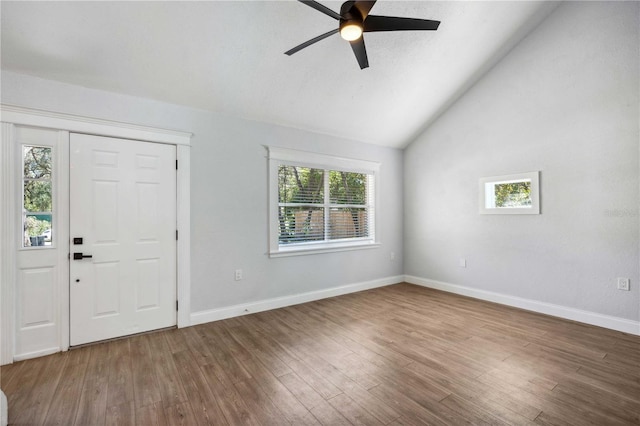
[268,146,380,257]
[479,171,540,215]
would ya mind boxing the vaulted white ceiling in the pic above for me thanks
[1,1,557,148]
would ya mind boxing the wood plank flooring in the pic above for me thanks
[2,283,639,425]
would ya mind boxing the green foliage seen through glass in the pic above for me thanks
[278,166,324,204]
[25,215,51,237]
[495,181,531,207]
[278,166,368,244]
[329,170,366,204]
[24,180,52,212]
[24,146,52,179]
[23,146,53,246]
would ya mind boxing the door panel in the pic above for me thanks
[70,133,176,346]
[20,267,55,327]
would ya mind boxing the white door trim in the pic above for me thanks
[0,123,17,365]
[56,130,71,354]
[176,145,191,327]
[1,104,191,146]
[0,104,192,364]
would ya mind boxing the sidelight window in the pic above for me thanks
[22,146,53,247]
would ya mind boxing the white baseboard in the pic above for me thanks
[190,275,404,326]
[405,275,640,336]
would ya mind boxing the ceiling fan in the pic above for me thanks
[285,0,441,69]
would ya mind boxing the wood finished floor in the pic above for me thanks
[2,283,639,425]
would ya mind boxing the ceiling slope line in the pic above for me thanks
[401,2,561,149]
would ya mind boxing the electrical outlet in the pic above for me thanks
[235,269,243,281]
[459,258,466,268]
[617,277,630,291]
[390,252,395,261]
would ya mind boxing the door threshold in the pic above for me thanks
[69,325,177,350]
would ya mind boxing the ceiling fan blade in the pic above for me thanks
[350,37,369,69]
[353,1,377,19]
[285,28,339,56]
[364,15,440,32]
[298,0,343,20]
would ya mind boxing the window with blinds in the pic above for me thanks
[268,147,379,256]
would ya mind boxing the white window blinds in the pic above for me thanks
[268,147,379,256]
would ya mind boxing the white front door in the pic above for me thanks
[69,133,177,346]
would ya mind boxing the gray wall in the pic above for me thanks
[404,1,639,321]
[1,71,404,313]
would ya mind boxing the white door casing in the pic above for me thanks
[1,105,191,364]
[69,133,177,346]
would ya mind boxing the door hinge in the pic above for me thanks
[176,230,178,240]
[176,300,179,311]
[176,160,178,170]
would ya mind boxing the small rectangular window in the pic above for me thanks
[269,147,379,256]
[479,172,540,214]
[22,146,53,247]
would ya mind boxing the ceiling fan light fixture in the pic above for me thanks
[340,22,363,41]
[286,0,441,70]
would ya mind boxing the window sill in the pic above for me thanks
[269,241,380,258]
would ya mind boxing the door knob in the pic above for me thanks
[73,253,93,260]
